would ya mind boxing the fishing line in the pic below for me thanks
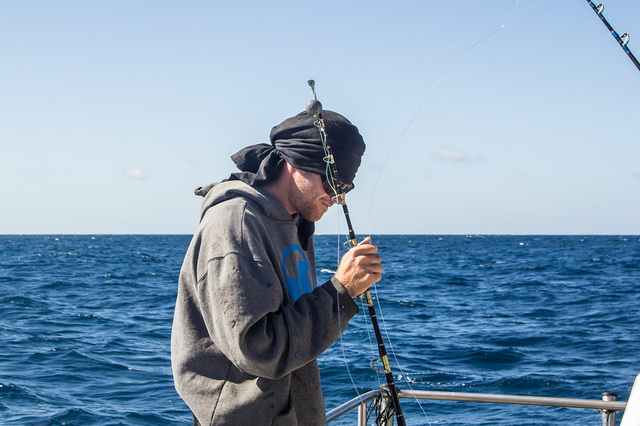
[331,208,391,421]
[315,2,524,419]
[332,213,366,403]
[330,197,380,414]
[321,197,380,411]
[359,0,522,422]
[308,82,407,425]
[367,0,521,229]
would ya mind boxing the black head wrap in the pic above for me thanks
[229,110,365,186]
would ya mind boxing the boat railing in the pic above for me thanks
[325,387,627,425]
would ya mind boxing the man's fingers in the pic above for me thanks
[363,253,382,266]
[354,237,378,254]
[359,236,372,245]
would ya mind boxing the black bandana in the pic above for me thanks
[229,110,365,186]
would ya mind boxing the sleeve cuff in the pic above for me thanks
[320,277,359,318]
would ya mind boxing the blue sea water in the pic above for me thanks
[0,235,638,425]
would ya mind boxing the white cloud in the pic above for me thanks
[124,167,146,180]
[433,149,472,162]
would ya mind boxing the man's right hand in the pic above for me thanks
[334,237,383,297]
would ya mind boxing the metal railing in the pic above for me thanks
[326,387,627,425]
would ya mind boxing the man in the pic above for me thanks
[171,109,382,425]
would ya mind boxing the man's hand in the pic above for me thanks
[335,237,383,297]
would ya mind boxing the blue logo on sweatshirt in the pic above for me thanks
[281,244,314,302]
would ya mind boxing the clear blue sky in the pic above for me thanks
[1,0,639,235]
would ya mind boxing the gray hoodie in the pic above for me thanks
[171,180,359,425]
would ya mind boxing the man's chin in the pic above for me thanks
[301,214,321,223]
[301,210,326,223]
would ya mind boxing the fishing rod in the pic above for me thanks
[306,80,406,426]
[585,0,640,72]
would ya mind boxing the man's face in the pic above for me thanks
[288,168,335,222]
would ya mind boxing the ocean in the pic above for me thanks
[0,235,638,425]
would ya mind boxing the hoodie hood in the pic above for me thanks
[194,180,315,250]
[194,181,292,223]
